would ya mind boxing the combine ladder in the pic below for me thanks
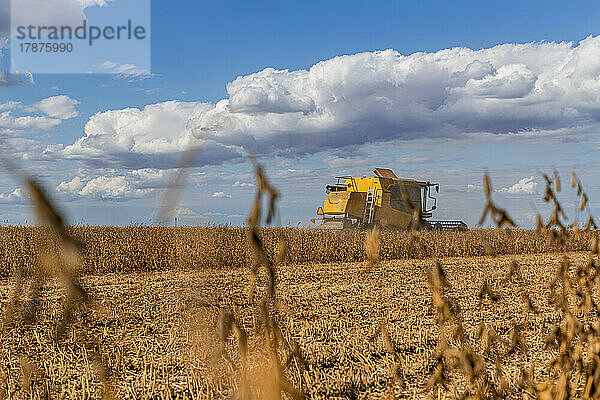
[363,187,375,224]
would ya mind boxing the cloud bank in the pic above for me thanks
[61,35,600,168]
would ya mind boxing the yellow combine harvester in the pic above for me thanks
[314,168,467,230]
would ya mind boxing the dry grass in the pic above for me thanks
[0,227,594,276]
[0,251,594,398]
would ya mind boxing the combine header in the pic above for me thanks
[313,168,467,230]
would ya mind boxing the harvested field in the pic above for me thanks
[0,251,595,398]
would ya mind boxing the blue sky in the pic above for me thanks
[0,0,599,227]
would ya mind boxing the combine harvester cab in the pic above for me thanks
[314,168,467,230]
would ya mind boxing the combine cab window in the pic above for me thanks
[390,184,422,213]
[326,185,347,193]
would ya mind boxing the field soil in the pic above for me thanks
[0,251,589,398]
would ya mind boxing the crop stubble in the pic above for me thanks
[0,251,593,398]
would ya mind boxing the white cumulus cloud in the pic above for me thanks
[0,95,79,131]
[467,184,482,193]
[211,191,231,198]
[233,181,254,187]
[0,111,61,130]
[56,35,600,169]
[27,95,80,119]
[101,61,154,81]
[497,176,538,195]
[0,102,22,111]
[173,207,197,217]
[61,101,237,168]
[0,188,25,203]
[57,169,169,199]
[76,0,113,7]
[8,0,112,37]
